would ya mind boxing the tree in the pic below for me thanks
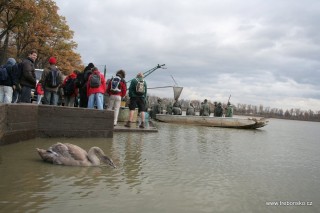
[0,0,83,73]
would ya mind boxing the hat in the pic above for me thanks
[88,63,94,68]
[7,58,16,65]
[49,57,57,64]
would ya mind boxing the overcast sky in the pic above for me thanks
[54,0,320,111]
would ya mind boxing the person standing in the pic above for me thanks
[125,72,147,128]
[225,102,233,117]
[201,99,211,116]
[35,82,44,104]
[186,102,196,116]
[106,70,127,126]
[77,63,94,108]
[166,102,173,115]
[40,57,63,105]
[87,67,106,110]
[0,58,18,103]
[214,102,223,117]
[172,99,182,115]
[62,70,78,107]
[18,49,37,103]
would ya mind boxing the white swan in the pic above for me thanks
[36,142,116,168]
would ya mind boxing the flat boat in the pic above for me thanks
[155,114,268,129]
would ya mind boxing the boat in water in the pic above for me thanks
[155,114,269,129]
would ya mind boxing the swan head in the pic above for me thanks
[89,147,116,168]
[101,155,116,168]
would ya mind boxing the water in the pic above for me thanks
[0,119,319,213]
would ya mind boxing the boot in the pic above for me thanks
[139,122,145,128]
[124,121,131,128]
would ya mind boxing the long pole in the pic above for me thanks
[126,64,166,83]
[228,94,231,103]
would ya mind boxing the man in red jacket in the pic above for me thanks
[87,67,106,110]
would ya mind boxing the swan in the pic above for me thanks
[36,142,116,168]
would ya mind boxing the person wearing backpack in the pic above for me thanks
[18,49,37,103]
[124,72,147,128]
[39,57,63,105]
[77,63,94,108]
[87,67,106,110]
[0,58,19,103]
[62,70,78,107]
[106,70,127,126]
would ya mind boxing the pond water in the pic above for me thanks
[0,119,319,213]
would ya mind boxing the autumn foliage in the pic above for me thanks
[0,0,83,74]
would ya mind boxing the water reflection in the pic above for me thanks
[0,120,320,212]
[122,134,143,190]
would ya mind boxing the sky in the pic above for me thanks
[54,0,320,111]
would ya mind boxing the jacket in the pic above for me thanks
[86,70,106,96]
[106,75,127,97]
[62,72,78,97]
[19,57,36,88]
[0,59,18,87]
[40,65,63,92]
[128,77,147,98]
[36,82,44,95]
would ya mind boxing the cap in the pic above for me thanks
[48,57,57,64]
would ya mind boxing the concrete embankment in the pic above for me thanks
[0,104,114,145]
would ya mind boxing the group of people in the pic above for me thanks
[0,49,38,104]
[0,49,149,128]
[162,99,233,117]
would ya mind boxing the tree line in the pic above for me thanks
[0,0,83,74]
[147,95,320,122]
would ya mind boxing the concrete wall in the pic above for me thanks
[0,104,114,145]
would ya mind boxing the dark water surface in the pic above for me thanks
[0,119,319,213]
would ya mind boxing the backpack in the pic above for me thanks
[0,66,8,81]
[89,72,101,88]
[63,77,76,96]
[135,78,145,95]
[110,76,121,93]
[74,72,84,88]
[46,68,60,88]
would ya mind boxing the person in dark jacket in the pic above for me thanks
[214,102,223,117]
[201,99,211,116]
[0,58,18,103]
[40,57,63,105]
[125,72,147,128]
[62,70,78,107]
[18,49,37,103]
[78,62,94,108]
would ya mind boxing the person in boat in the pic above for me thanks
[225,102,233,117]
[166,102,173,115]
[150,98,163,118]
[172,99,182,115]
[199,101,204,116]
[214,102,223,117]
[186,102,195,115]
[201,99,211,116]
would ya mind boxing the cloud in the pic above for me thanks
[55,0,320,111]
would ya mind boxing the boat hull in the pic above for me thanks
[155,114,268,129]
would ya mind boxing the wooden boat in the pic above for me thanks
[155,114,268,129]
